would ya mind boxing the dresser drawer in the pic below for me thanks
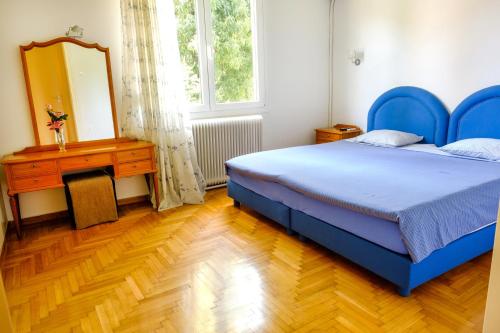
[13,174,61,191]
[118,160,153,176]
[316,132,342,142]
[11,160,58,178]
[341,131,360,140]
[116,148,151,163]
[316,130,360,143]
[59,153,113,171]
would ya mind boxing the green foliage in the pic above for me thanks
[174,0,255,104]
[47,110,68,122]
[211,0,254,103]
[174,0,201,103]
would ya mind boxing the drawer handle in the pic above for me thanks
[132,165,137,168]
[33,179,39,183]
[85,158,89,162]
[32,163,37,168]
[131,152,136,156]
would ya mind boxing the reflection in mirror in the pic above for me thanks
[25,42,115,145]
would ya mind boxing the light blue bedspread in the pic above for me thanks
[225,141,500,262]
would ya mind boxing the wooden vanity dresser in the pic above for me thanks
[2,141,159,239]
[1,37,160,239]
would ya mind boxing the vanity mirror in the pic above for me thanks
[20,37,119,147]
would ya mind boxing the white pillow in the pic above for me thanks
[440,138,500,161]
[350,129,424,147]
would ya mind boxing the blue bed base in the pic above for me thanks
[227,179,291,232]
[227,180,496,296]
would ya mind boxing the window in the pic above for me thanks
[173,0,264,113]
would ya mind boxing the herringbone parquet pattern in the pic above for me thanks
[1,189,492,332]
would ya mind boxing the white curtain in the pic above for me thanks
[120,0,206,210]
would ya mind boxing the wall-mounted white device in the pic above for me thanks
[349,49,364,66]
[66,25,84,39]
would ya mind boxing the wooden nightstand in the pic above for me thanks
[315,124,362,144]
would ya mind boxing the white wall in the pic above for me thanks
[0,0,330,222]
[261,0,330,150]
[331,0,500,129]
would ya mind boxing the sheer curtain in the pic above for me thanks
[120,0,205,210]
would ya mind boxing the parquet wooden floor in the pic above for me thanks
[0,188,492,333]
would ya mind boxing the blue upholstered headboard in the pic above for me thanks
[367,86,450,147]
[448,85,500,143]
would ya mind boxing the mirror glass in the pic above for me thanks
[24,42,115,145]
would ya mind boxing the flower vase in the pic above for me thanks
[55,128,66,152]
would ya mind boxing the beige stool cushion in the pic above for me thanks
[66,172,118,229]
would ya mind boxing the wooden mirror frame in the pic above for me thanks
[19,37,121,150]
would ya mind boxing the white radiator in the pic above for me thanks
[192,115,263,188]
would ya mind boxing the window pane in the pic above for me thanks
[174,0,202,104]
[211,0,255,103]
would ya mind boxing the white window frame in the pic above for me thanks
[185,0,266,115]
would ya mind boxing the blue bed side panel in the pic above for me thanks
[227,180,290,228]
[291,209,495,295]
[291,209,412,288]
[409,223,495,288]
[448,85,500,143]
[367,86,449,147]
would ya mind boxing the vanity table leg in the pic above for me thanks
[8,194,21,239]
[152,173,160,210]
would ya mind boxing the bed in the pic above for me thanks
[225,86,500,296]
